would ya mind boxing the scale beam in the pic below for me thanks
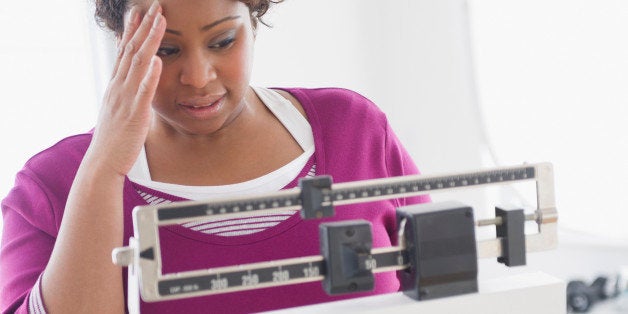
[112,162,557,303]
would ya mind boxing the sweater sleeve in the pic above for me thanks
[1,170,56,314]
[384,120,432,207]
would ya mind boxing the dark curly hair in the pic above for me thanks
[94,0,283,36]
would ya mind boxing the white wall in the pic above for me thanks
[0,1,101,235]
[468,0,628,242]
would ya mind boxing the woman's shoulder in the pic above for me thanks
[278,87,375,104]
[24,132,93,179]
[4,132,93,231]
[275,87,387,121]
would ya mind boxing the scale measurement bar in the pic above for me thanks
[157,248,408,298]
[155,165,536,224]
[115,163,556,302]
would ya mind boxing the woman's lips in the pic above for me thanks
[179,95,224,108]
[178,95,225,118]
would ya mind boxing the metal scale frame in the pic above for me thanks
[112,162,557,303]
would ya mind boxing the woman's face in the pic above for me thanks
[139,0,255,137]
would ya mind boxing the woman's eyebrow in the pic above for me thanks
[165,15,241,36]
[201,15,241,31]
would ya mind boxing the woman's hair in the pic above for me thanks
[94,0,282,36]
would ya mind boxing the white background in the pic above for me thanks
[1,0,627,283]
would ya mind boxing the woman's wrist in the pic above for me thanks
[77,149,129,186]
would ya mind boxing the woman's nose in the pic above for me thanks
[179,51,217,88]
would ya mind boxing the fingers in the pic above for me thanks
[126,11,166,85]
[135,56,163,111]
[114,1,165,83]
[111,6,140,78]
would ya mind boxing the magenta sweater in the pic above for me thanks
[0,88,429,313]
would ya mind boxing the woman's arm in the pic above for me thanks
[40,3,165,313]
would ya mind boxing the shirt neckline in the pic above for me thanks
[126,87,315,200]
[127,156,315,246]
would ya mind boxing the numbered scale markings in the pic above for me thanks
[113,163,555,302]
[158,249,406,297]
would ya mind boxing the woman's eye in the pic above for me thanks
[156,46,179,57]
[209,37,235,49]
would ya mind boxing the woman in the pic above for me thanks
[0,0,429,312]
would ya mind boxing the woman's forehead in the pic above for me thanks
[130,0,246,10]
[128,0,247,17]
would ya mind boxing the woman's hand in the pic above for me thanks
[87,1,165,177]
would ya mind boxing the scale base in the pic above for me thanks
[265,271,566,314]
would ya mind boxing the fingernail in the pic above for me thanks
[149,1,159,15]
[131,7,140,25]
[153,13,162,28]
[125,7,134,25]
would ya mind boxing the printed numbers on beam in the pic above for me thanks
[272,270,290,282]
[303,266,320,278]
[210,278,228,291]
[242,274,260,286]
